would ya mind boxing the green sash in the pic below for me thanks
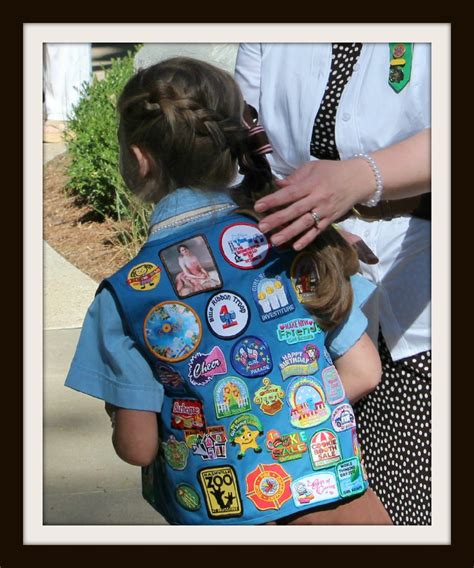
[389,43,413,92]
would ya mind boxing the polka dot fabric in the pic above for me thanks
[354,334,432,525]
[310,43,362,160]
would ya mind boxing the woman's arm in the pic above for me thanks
[333,333,382,404]
[254,128,431,250]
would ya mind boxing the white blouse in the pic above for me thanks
[235,43,431,361]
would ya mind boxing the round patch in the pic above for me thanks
[206,291,250,339]
[290,252,319,303]
[231,336,272,378]
[127,262,161,291]
[286,376,330,429]
[175,483,201,512]
[144,301,202,362]
[219,222,270,269]
[246,463,292,511]
[331,403,356,432]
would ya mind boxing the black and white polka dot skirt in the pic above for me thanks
[354,334,432,525]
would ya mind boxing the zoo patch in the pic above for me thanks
[162,435,189,470]
[246,463,292,511]
[155,363,187,394]
[219,222,270,269]
[231,336,272,378]
[184,425,227,461]
[279,344,320,380]
[188,346,228,386]
[126,262,161,291]
[228,414,264,459]
[277,318,322,345]
[171,399,206,430]
[214,376,251,419]
[206,291,250,339]
[286,377,331,429]
[336,458,365,498]
[144,301,202,363]
[198,465,243,519]
[291,472,339,508]
[309,430,342,470]
[265,429,308,463]
[290,252,319,303]
[322,365,346,405]
[253,378,285,416]
[331,403,356,432]
[175,483,201,512]
[251,273,295,321]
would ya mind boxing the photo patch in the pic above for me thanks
[188,346,228,387]
[171,399,206,430]
[126,262,161,291]
[219,222,270,269]
[251,273,295,321]
[291,472,339,508]
[336,458,365,498]
[246,463,292,511]
[309,430,342,469]
[290,252,319,303]
[185,425,227,461]
[175,483,201,512]
[214,377,252,419]
[231,336,272,378]
[162,435,189,470]
[322,365,346,405]
[159,235,222,298]
[265,429,308,463]
[277,318,322,345]
[198,465,242,519]
[286,377,330,428]
[331,403,356,432]
[279,344,320,380]
[253,378,285,416]
[144,301,202,362]
[206,291,250,339]
[228,414,264,459]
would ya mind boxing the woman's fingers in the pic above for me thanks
[254,182,311,213]
[292,221,330,251]
[270,212,320,246]
[258,195,315,233]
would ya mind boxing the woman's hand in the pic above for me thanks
[255,159,374,250]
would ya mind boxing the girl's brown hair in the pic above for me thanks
[118,57,359,330]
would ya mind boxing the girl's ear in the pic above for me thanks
[131,145,152,178]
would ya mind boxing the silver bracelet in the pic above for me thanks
[353,153,384,207]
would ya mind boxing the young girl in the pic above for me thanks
[65,57,391,525]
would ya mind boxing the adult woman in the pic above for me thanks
[235,43,431,525]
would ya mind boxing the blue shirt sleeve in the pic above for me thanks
[325,274,376,360]
[64,287,164,412]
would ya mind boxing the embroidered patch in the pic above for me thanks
[321,365,346,405]
[188,346,228,387]
[246,463,292,511]
[231,336,272,378]
[175,483,201,512]
[253,377,285,416]
[171,399,206,430]
[206,291,250,339]
[155,362,187,394]
[265,429,308,463]
[198,465,243,518]
[336,458,365,498]
[309,430,342,469]
[276,318,322,345]
[290,252,319,303]
[184,425,227,460]
[286,377,331,428]
[144,301,202,362]
[228,414,264,459]
[159,235,222,298]
[251,273,295,321]
[279,344,320,380]
[126,262,161,291]
[331,403,356,432]
[162,435,189,470]
[219,222,270,269]
[291,471,339,508]
[214,377,252,419]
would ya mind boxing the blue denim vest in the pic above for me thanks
[101,210,368,525]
